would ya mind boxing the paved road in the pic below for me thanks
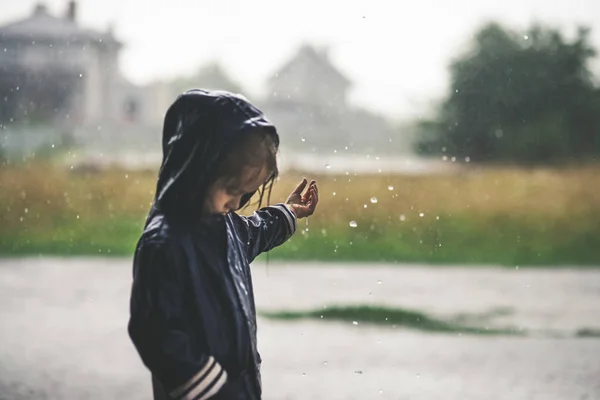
[1,258,599,399]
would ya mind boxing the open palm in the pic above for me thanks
[286,178,319,219]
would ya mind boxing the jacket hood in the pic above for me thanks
[151,89,279,224]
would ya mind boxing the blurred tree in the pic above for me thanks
[171,62,244,96]
[416,22,600,163]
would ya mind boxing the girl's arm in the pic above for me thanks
[231,204,297,263]
[128,241,227,400]
[231,179,318,263]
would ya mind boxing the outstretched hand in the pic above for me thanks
[286,178,319,219]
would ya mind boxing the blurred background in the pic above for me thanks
[0,1,599,399]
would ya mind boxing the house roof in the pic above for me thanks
[268,44,351,89]
[0,3,120,46]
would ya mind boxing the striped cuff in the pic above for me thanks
[169,356,227,400]
[269,203,297,237]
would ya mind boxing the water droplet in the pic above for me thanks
[419,212,424,217]
[387,185,394,191]
[301,138,306,142]
[51,144,55,148]
[352,321,358,325]
[524,35,529,40]
[451,157,456,162]
[79,73,83,78]
[76,215,79,219]
[377,280,382,284]
[325,164,331,169]
[465,156,471,162]
[363,204,368,208]
[349,221,358,228]
[399,214,406,221]
[442,156,448,161]
[515,265,519,270]
[379,390,384,394]
[332,192,336,196]
[370,197,378,204]
[323,361,328,366]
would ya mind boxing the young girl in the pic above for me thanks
[128,89,318,400]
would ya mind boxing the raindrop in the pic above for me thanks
[377,280,382,285]
[325,164,331,169]
[370,197,378,204]
[399,214,406,221]
[51,144,55,148]
[24,208,28,214]
[323,361,328,366]
[465,156,471,162]
[379,390,384,394]
[301,138,306,142]
[419,213,424,217]
[515,265,519,270]
[363,204,367,208]
[524,35,529,40]
[442,156,448,161]
[352,321,358,326]
[79,73,83,78]
[302,373,306,376]
[349,221,358,228]
[388,185,394,191]
[332,192,336,196]
[451,157,456,162]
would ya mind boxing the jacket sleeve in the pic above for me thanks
[128,240,227,400]
[233,203,297,263]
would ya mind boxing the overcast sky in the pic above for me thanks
[2,0,599,119]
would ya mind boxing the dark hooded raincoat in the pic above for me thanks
[128,89,297,400]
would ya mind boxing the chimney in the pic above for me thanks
[66,0,77,22]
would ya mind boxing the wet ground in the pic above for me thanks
[1,257,599,399]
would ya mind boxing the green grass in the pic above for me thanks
[0,216,143,256]
[1,212,599,266]
[265,213,600,266]
[260,305,523,336]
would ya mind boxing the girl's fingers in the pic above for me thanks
[302,180,316,203]
[292,178,308,196]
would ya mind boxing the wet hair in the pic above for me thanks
[212,128,279,210]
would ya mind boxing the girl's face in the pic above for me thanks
[204,165,271,215]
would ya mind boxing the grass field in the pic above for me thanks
[1,162,599,266]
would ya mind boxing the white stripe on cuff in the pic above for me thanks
[169,356,228,400]
[269,204,297,236]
